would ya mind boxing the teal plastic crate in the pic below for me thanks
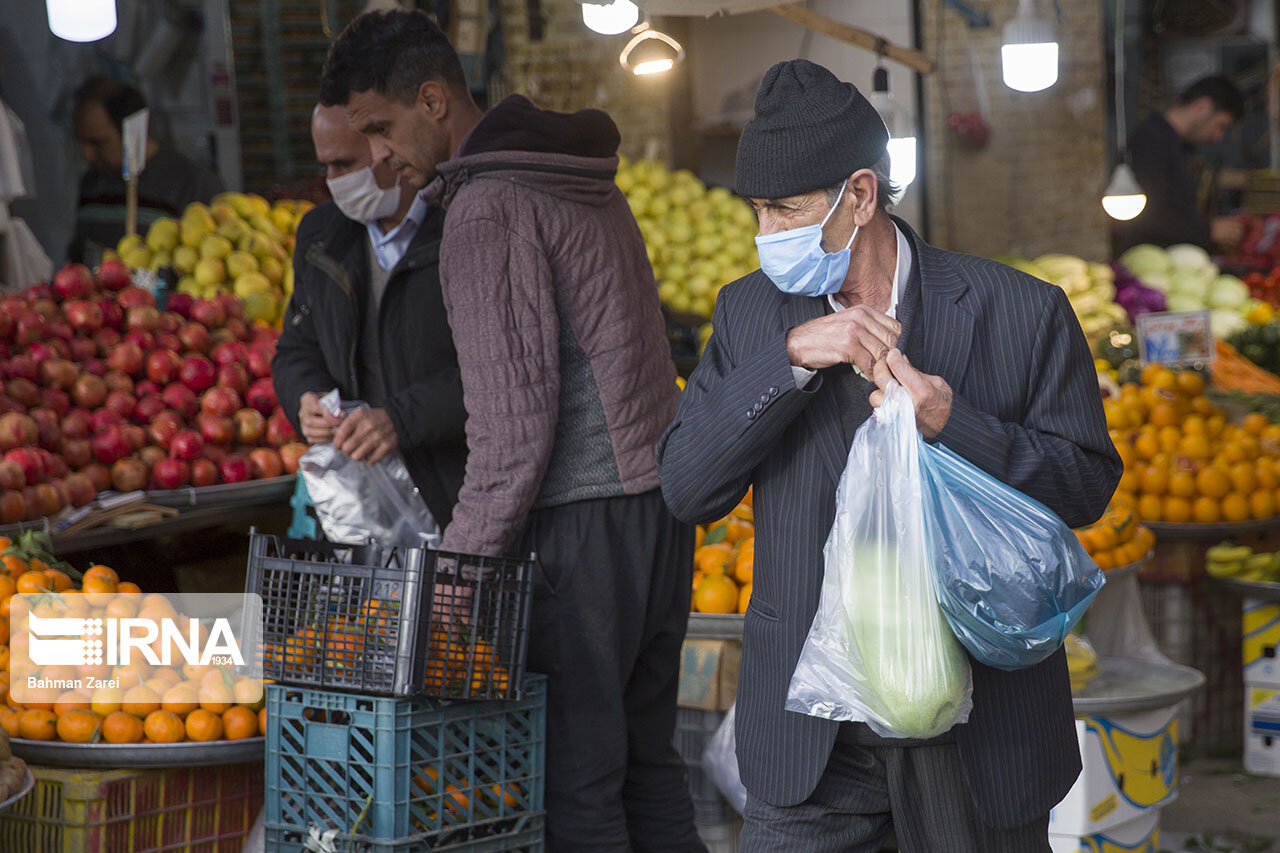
[263,815,543,852]
[265,676,545,848]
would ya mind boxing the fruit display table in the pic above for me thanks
[1133,520,1280,754]
[0,476,294,554]
[1071,657,1205,716]
[10,737,265,769]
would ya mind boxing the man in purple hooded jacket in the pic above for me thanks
[321,10,704,852]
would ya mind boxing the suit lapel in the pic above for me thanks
[895,218,977,393]
[780,294,848,484]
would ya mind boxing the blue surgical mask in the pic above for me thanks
[755,181,858,297]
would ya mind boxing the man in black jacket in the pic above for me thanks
[1115,75,1245,253]
[659,60,1120,851]
[272,104,466,527]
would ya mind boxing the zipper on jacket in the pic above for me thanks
[456,161,618,183]
[305,241,361,396]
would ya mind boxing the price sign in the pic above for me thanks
[1135,310,1215,367]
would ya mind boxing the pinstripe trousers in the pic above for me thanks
[739,724,1052,852]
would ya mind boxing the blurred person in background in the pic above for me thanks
[272,103,466,529]
[321,10,703,851]
[1116,75,1245,254]
[68,76,223,263]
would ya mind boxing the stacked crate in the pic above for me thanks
[675,625,743,851]
[248,532,543,851]
[1243,595,1280,776]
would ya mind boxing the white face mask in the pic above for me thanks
[326,166,401,223]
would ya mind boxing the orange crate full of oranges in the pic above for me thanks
[1104,364,1280,525]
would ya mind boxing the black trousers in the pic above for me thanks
[518,489,705,853]
[741,724,1051,852]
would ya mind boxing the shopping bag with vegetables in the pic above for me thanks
[921,442,1104,671]
[786,383,972,739]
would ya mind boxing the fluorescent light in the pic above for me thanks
[887,137,917,192]
[47,0,117,43]
[619,29,684,76]
[1002,0,1058,92]
[1102,163,1147,221]
[633,59,674,76]
[581,0,639,36]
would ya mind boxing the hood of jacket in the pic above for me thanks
[424,95,622,209]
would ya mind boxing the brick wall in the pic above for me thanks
[921,0,1111,260]
[497,0,685,163]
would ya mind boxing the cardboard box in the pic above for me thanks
[1245,685,1280,777]
[1243,598,1280,688]
[678,639,740,711]
[1049,705,1179,836]
[1049,810,1160,853]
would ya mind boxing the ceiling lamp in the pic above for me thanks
[46,0,117,43]
[619,28,684,76]
[1102,0,1145,220]
[869,66,917,194]
[1101,164,1146,221]
[1001,0,1058,92]
[581,0,639,36]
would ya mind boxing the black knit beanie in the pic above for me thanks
[735,59,889,200]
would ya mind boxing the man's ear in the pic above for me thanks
[418,81,449,120]
[851,169,878,225]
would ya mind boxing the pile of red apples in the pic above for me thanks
[0,260,304,524]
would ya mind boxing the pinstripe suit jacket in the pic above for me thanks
[657,217,1123,828]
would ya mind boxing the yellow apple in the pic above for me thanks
[199,234,234,260]
[145,219,180,253]
[194,257,226,286]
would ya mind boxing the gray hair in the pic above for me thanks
[825,152,897,212]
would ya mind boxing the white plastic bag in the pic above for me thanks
[298,390,439,547]
[701,703,746,814]
[786,383,972,739]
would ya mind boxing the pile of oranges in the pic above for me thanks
[1105,365,1280,525]
[0,534,264,746]
[1074,496,1156,570]
[263,596,511,698]
[690,489,754,614]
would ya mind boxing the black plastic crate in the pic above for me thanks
[248,531,533,699]
[675,708,737,826]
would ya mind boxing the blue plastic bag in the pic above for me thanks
[920,442,1104,671]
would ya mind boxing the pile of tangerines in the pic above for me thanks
[1105,364,1280,526]
[0,534,263,746]
[690,489,754,615]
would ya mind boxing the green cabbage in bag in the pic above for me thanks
[786,383,972,738]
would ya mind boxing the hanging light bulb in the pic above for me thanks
[581,0,639,36]
[868,66,917,194]
[619,29,684,77]
[1001,0,1058,93]
[46,0,117,43]
[1102,163,1146,221]
[1102,0,1143,221]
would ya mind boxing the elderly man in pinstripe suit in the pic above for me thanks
[658,60,1122,851]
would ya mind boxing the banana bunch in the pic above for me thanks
[1065,633,1099,693]
[999,253,1128,344]
[1207,542,1280,582]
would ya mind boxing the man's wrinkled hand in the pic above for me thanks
[869,349,953,439]
[334,407,399,463]
[786,305,901,377]
[299,392,342,445]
